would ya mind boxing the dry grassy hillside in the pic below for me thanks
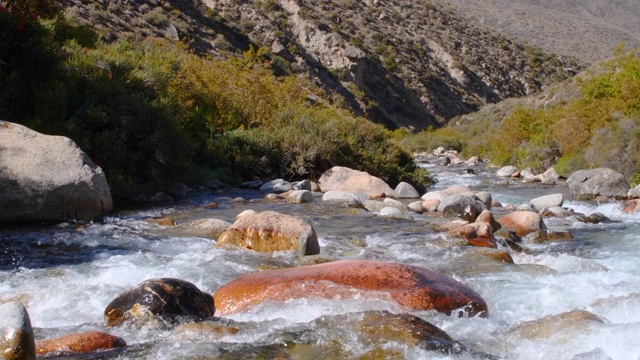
[60,0,582,130]
[437,0,640,63]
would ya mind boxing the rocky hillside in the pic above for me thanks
[437,0,640,64]
[61,0,581,130]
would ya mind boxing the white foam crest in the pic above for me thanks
[519,252,609,273]
[566,200,640,222]
[506,322,640,359]
[434,172,483,188]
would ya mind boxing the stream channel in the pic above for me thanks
[1,161,640,359]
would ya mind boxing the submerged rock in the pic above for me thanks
[506,309,604,341]
[215,211,320,255]
[36,331,126,356]
[213,260,488,317]
[0,302,35,360]
[104,278,215,327]
[308,310,471,356]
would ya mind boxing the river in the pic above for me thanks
[1,162,639,359]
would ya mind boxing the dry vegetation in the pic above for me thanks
[59,0,583,130]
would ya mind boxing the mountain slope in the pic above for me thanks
[61,0,581,130]
[436,0,640,64]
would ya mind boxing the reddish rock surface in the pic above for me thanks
[214,260,488,317]
[215,211,320,255]
[449,222,497,248]
[36,331,126,355]
[498,211,546,237]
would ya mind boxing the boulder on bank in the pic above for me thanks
[104,278,215,327]
[496,166,518,177]
[0,301,35,360]
[318,166,392,198]
[567,168,630,200]
[336,173,392,198]
[259,179,293,193]
[213,260,488,317]
[0,121,112,223]
[36,331,126,356]
[394,182,420,199]
[317,166,365,192]
[215,211,320,255]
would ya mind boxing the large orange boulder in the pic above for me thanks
[36,331,126,355]
[213,260,488,317]
[215,211,320,255]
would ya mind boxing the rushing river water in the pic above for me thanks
[1,162,640,359]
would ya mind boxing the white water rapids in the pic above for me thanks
[1,166,640,359]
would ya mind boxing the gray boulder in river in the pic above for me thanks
[0,121,112,223]
[566,168,629,200]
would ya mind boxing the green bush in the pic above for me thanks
[441,47,640,179]
[0,14,436,205]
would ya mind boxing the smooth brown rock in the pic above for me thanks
[498,211,547,237]
[215,211,320,255]
[213,260,488,317]
[336,173,391,198]
[105,278,214,327]
[36,331,126,355]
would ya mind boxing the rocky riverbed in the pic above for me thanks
[1,156,640,359]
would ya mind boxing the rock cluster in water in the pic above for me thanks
[7,145,640,358]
